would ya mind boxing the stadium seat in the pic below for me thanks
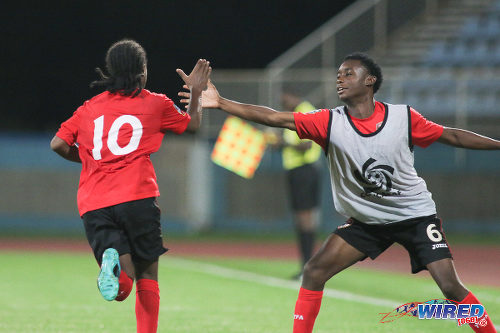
[397,80,456,116]
[466,80,500,115]
[398,3,500,116]
[461,17,483,38]
[484,14,500,38]
[492,41,500,66]
[426,42,449,66]
[492,0,500,13]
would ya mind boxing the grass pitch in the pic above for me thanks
[0,251,498,332]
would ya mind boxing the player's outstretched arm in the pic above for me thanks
[179,80,297,131]
[438,127,500,149]
[176,59,212,133]
[50,136,81,163]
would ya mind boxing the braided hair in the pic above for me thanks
[90,39,147,97]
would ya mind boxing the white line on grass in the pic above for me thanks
[162,257,500,331]
[162,257,399,307]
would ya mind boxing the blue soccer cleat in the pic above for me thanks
[97,248,120,301]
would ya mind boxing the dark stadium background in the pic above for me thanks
[2,1,352,132]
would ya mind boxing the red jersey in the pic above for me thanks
[294,101,443,150]
[56,89,191,216]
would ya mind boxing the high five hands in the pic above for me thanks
[176,59,212,94]
[178,80,220,109]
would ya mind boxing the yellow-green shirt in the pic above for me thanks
[282,101,322,170]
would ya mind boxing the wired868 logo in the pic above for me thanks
[379,299,488,327]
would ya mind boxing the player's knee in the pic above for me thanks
[438,280,466,301]
[303,261,330,284]
[134,259,158,279]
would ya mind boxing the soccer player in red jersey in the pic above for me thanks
[51,39,211,333]
[179,53,497,333]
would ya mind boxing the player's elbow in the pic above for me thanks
[185,118,201,133]
[50,136,59,151]
[50,136,67,153]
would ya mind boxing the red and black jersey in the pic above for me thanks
[56,89,190,216]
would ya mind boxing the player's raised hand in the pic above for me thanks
[178,79,221,109]
[176,59,211,93]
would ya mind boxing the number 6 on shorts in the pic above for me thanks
[426,223,443,242]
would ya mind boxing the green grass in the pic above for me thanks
[0,251,498,332]
[3,230,499,245]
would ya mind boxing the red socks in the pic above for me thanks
[136,279,160,333]
[459,292,497,333]
[293,287,323,333]
[115,270,133,301]
[291,289,496,333]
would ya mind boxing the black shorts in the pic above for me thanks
[82,197,167,264]
[287,164,320,211]
[334,215,453,273]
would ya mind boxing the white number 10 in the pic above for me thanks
[92,115,143,160]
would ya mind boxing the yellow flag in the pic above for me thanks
[211,116,267,179]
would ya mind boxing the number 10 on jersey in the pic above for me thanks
[92,115,144,160]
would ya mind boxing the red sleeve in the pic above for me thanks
[410,108,444,148]
[55,107,82,146]
[294,109,330,150]
[160,96,191,134]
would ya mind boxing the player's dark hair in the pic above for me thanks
[90,39,147,97]
[343,52,383,93]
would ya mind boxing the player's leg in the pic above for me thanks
[288,164,320,279]
[116,197,166,333]
[397,215,496,333]
[134,260,160,333]
[427,259,497,332]
[302,233,365,291]
[82,207,133,302]
[426,258,467,301]
[294,219,392,333]
[115,253,135,301]
[135,259,158,280]
[293,233,366,333]
[293,208,318,279]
